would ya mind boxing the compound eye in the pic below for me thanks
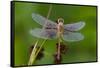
[58,18,64,23]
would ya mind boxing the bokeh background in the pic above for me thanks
[13,1,97,66]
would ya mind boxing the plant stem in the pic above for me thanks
[32,39,47,64]
[28,4,52,65]
[28,40,39,65]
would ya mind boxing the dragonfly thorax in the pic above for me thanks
[57,18,64,33]
[57,22,64,37]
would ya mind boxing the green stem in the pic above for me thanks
[28,39,47,65]
[28,4,52,65]
[32,39,47,64]
[28,40,39,65]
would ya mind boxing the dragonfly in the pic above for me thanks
[30,13,85,42]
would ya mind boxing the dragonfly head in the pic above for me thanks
[58,18,64,24]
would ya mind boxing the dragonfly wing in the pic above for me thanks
[64,21,85,31]
[30,28,57,39]
[32,13,57,28]
[62,31,84,42]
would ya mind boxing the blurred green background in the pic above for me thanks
[13,1,97,66]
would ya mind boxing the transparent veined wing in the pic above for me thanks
[62,31,84,42]
[32,13,57,29]
[30,28,57,39]
[64,21,85,31]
